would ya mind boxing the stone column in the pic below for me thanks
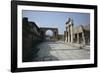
[55,32,57,41]
[77,33,79,43]
[68,26,70,43]
[53,32,55,41]
[65,27,68,42]
[82,32,85,45]
[70,25,73,43]
[67,32,68,42]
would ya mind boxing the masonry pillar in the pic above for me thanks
[77,33,79,43]
[66,32,68,42]
[68,26,70,43]
[55,31,57,41]
[82,32,85,45]
[70,25,73,43]
[65,27,67,42]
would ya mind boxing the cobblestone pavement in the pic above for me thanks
[33,41,90,61]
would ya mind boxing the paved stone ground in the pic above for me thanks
[33,41,90,61]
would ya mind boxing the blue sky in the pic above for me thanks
[22,10,90,34]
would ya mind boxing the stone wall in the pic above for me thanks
[22,17,43,62]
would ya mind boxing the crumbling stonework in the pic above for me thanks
[64,18,90,45]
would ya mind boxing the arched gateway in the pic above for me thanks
[40,27,58,41]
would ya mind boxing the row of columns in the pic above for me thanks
[65,18,73,43]
[66,25,73,43]
[65,18,86,44]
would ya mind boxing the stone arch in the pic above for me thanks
[45,30,53,36]
[45,30,53,40]
[40,27,58,41]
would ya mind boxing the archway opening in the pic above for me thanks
[45,30,53,41]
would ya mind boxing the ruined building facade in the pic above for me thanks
[64,18,90,45]
[22,17,43,62]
